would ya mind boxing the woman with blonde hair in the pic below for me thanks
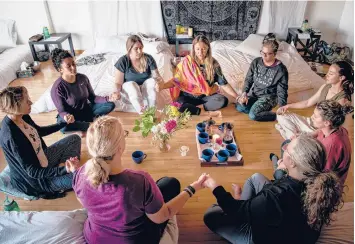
[203,135,343,244]
[276,61,354,139]
[0,86,81,199]
[113,35,164,114]
[73,116,207,243]
[156,35,238,116]
[236,34,289,121]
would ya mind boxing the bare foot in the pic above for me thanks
[231,183,242,200]
[199,110,222,117]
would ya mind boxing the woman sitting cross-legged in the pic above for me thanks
[271,100,353,185]
[203,134,343,244]
[72,115,207,244]
[114,35,165,114]
[51,48,117,134]
[0,86,81,199]
[156,35,239,117]
[276,61,354,139]
[236,34,289,121]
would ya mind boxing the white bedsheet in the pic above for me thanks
[32,49,174,114]
[0,45,34,90]
[213,41,325,103]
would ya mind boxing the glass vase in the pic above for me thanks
[159,139,170,152]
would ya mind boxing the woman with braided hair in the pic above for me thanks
[203,135,343,244]
[73,116,208,243]
[271,100,353,185]
[0,86,81,199]
[50,48,118,134]
[276,61,354,139]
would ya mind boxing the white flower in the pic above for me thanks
[151,125,159,134]
[160,127,168,135]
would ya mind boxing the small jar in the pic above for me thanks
[188,27,193,37]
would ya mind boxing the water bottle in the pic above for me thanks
[43,26,51,39]
[3,195,21,211]
[301,19,309,32]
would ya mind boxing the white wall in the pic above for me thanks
[335,0,354,61]
[305,1,345,43]
[0,1,48,45]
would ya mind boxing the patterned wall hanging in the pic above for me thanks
[161,0,262,44]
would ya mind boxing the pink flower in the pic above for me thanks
[216,138,223,145]
[170,102,182,109]
[165,119,177,133]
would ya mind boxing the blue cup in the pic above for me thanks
[226,144,237,156]
[198,132,209,144]
[215,150,230,162]
[132,151,147,164]
[201,149,214,162]
[196,122,206,132]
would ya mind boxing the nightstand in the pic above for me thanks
[29,33,75,61]
[175,37,193,57]
[286,28,321,61]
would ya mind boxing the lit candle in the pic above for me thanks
[212,134,220,143]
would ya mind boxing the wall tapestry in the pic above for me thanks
[161,1,262,44]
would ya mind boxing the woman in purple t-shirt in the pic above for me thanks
[50,48,119,134]
[73,116,207,244]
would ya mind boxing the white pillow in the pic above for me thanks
[0,19,17,49]
[235,34,264,57]
[143,41,170,54]
[93,35,129,54]
[210,40,243,50]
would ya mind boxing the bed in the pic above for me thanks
[212,35,326,103]
[32,36,174,114]
[0,18,34,90]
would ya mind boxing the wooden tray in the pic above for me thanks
[196,124,244,167]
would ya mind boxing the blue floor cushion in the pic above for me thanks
[0,166,39,200]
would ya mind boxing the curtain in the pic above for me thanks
[257,1,307,40]
[161,1,262,44]
[88,1,165,39]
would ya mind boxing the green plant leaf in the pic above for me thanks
[133,126,140,132]
[134,120,140,126]
[142,130,149,137]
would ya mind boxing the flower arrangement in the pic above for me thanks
[133,102,191,151]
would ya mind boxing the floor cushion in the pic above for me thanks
[0,166,39,200]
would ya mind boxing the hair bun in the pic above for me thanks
[50,48,63,59]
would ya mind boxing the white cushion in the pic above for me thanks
[144,41,170,54]
[235,34,265,57]
[210,40,243,50]
[0,19,17,50]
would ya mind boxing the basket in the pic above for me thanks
[16,67,35,78]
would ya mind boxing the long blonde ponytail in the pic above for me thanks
[85,116,125,187]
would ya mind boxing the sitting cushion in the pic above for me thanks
[0,19,17,50]
[0,209,178,244]
[0,166,38,200]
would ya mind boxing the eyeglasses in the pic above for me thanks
[260,51,275,57]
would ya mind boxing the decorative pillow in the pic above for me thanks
[0,166,39,200]
[0,19,17,50]
[235,34,265,57]
[144,41,170,54]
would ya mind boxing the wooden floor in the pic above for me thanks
[0,60,353,244]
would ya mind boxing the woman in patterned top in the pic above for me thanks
[0,86,81,199]
[156,35,239,117]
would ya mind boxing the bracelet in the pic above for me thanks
[187,185,196,194]
[183,189,192,197]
